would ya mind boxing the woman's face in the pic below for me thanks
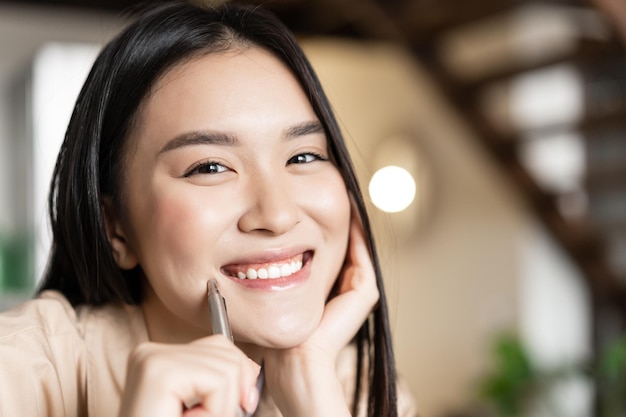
[112,47,351,350]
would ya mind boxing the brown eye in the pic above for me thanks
[287,152,326,165]
[184,161,229,177]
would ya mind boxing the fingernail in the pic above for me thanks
[244,387,259,413]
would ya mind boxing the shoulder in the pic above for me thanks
[0,290,147,416]
[0,288,146,374]
[0,291,86,415]
[0,290,81,343]
[0,289,146,345]
[0,289,148,375]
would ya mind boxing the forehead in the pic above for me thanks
[153,46,304,108]
[130,46,317,146]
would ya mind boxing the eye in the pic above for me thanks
[287,152,327,165]
[184,160,229,177]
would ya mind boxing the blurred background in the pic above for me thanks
[1,0,626,416]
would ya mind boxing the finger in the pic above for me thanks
[320,285,374,350]
[194,336,261,412]
[239,359,261,413]
[121,337,258,417]
[341,215,379,304]
[189,336,260,414]
[313,216,379,350]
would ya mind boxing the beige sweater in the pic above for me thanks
[0,291,417,417]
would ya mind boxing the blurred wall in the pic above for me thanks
[303,39,590,416]
[0,4,125,234]
[0,4,589,417]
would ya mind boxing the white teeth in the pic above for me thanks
[231,256,304,280]
[268,266,281,278]
[281,264,292,277]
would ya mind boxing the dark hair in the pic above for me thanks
[38,2,397,416]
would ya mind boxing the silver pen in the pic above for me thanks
[207,279,247,417]
[208,279,234,341]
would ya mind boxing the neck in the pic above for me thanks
[235,341,265,365]
[140,286,207,344]
[141,285,267,366]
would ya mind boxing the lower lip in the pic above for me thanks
[224,257,312,291]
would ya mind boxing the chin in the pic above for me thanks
[264,329,314,349]
[245,310,322,349]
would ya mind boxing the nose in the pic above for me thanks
[237,173,301,235]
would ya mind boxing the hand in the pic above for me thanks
[263,213,380,416]
[118,335,261,417]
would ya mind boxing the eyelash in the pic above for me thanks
[183,160,228,177]
[287,152,327,165]
[184,152,327,177]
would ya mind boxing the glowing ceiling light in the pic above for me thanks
[368,165,416,213]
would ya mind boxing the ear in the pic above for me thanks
[101,196,139,270]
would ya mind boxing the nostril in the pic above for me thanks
[237,196,301,235]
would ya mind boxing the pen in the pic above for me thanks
[207,279,233,341]
[207,279,247,417]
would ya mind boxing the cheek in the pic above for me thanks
[155,198,197,250]
[309,171,351,239]
[127,183,232,264]
[300,171,352,283]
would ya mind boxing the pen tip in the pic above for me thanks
[207,279,219,295]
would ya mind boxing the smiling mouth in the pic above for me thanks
[222,252,309,280]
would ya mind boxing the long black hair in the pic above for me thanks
[38,2,397,416]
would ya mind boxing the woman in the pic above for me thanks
[0,2,416,416]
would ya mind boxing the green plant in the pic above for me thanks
[479,331,626,417]
[479,333,536,417]
[598,334,626,417]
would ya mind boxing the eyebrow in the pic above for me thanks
[158,120,324,155]
[158,130,237,155]
[283,120,324,139]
